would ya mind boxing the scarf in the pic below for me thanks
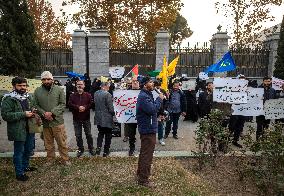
[3,90,29,101]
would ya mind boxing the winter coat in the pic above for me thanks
[168,89,187,113]
[68,92,92,121]
[34,85,65,128]
[93,90,115,129]
[136,89,162,134]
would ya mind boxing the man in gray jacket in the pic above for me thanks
[93,82,115,157]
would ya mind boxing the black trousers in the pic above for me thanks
[124,123,137,150]
[73,120,93,152]
[229,115,246,142]
[97,125,112,152]
[256,115,270,140]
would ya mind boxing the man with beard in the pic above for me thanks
[1,77,37,181]
[136,77,164,188]
[34,71,70,165]
[198,82,214,118]
[256,77,276,140]
[68,80,94,157]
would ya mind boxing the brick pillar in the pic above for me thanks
[72,29,86,74]
[263,32,280,77]
[88,28,110,79]
[210,32,231,77]
[155,30,170,71]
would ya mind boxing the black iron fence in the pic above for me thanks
[169,44,214,77]
[37,44,73,76]
[109,48,156,76]
[228,48,269,77]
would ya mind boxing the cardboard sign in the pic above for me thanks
[264,98,284,119]
[272,77,284,91]
[109,67,125,78]
[181,81,196,90]
[232,88,264,116]
[213,78,248,104]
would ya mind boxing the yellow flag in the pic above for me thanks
[157,55,167,79]
[160,63,168,91]
[167,56,179,77]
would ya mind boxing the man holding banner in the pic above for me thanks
[136,77,164,188]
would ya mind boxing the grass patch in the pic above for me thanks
[0,157,207,196]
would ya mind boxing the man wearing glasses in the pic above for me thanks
[34,71,70,165]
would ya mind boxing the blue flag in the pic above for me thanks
[205,51,236,73]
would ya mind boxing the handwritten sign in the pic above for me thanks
[213,78,248,104]
[232,88,264,116]
[181,81,196,90]
[113,90,139,123]
[0,76,42,93]
[272,77,284,91]
[109,67,125,78]
[264,98,284,119]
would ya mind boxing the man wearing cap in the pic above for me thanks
[136,76,164,188]
[34,71,70,165]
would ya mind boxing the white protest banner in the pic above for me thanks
[181,80,196,90]
[113,90,139,123]
[264,98,284,119]
[213,78,248,104]
[272,77,284,91]
[232,88,264,116]
[109,67,125,78]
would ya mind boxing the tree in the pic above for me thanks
[215,0,282,48]
[169,12,193,47]
[27,0,70,47]
[0,0,40,77]
[274,15,284,79]
[64,0,183,49]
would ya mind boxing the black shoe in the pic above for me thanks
[232,141,243,148]
[129,149,135,156]
[89,149,95,156]
[76,150,84,158]
[173,135,178,139]
[24,166,37,172]
[164,134,168,139]
[103,150,110,157]
[16,174,29,181]
[95,148,101,155]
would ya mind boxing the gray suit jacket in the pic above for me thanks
[94,90,115,129]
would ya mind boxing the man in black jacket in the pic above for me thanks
[256,77,277,140]
[164,81,186,139]
[198,82,213,118]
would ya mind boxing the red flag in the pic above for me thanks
[131,64,138,76]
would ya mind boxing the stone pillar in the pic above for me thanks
[263,32,280,77]
[155,30,170,71]
[88,28,110,79]
[210,32,231,77]
[72,29,86,74]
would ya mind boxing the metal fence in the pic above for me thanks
[228,48,270,77]
[169,44,214,77]
[38,44,73,76]
[109,48,156,76]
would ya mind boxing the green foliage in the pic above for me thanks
[169,12,193,47]
[274,15,284,79]
[194,109,231,169]
[241,123,284,195]
[0,0,40,77]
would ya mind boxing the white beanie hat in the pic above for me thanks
[41,71,53,80]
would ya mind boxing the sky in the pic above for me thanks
[49,0,284,47]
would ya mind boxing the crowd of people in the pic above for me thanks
[1,70,284,188]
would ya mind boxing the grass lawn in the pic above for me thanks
[0,157,209,196]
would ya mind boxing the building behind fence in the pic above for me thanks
[39,28,280,79]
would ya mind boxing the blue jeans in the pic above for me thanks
[158,121,164,140]
[165,113,181,136]
[13,133,35,176]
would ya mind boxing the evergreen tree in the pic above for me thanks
[0,0,40,77]
[274,15,284,79]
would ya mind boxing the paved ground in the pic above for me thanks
[0,109,199,153]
